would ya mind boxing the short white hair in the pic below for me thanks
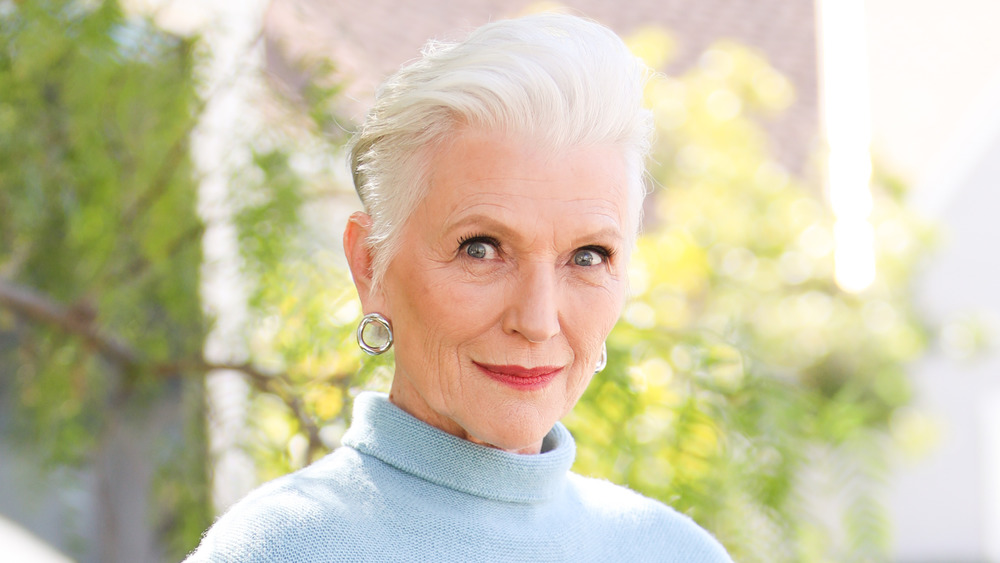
[350,13,653,290]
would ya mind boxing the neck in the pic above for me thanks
[388,383,544,455]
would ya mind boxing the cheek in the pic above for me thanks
[562,283,624,363]
[391,267,502,348]
[441,283,503,328]
[571,276,626,328]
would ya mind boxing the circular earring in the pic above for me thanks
[595,342,607,374]
[357,313,393,355]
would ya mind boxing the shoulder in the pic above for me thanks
[566,473,734,562]
[184,448,379,563]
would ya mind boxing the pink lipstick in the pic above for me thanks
[474,363,563,391]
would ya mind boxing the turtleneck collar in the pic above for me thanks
[341,392,576,504]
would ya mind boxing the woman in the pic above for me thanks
[187,13,732,562]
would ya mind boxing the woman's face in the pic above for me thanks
[358,128,630,454]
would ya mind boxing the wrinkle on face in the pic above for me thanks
[380,127,631,454]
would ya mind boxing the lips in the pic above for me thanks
[474,362,563,391]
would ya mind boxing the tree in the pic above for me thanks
[0,1,208,559]
[0,4,930,561]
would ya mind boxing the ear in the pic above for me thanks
[343,211,388,314]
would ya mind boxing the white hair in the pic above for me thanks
[350,13,653,291]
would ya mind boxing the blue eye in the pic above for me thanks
[461,238,499,260]
[467,242,487,259]
[573,248,604,267]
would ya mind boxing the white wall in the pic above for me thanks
[888,124,1000,561]
[866,1,1000,560]
[866,0,1000,186]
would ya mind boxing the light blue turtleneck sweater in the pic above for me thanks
[185,392,732,562]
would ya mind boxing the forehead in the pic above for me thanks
[421,129,631,229]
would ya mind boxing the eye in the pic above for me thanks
[573,247,606,267]
[460,236,499,260]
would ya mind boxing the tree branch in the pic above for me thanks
[0,278,138,368]
[195,361,324,460]
[1,278,326,459]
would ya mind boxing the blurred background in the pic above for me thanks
[1,0,997,561]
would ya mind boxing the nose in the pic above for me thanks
[501,262,561,343]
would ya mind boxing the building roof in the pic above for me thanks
[263,0,817,171]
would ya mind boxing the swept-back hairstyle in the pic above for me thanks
[350,13,653,290]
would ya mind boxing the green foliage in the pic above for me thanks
[229,82,394,479]
[0,0,208,558]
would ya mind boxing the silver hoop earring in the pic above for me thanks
[595,342,607,374]
[357,313,393,355]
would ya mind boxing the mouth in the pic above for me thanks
[474,362,563,391]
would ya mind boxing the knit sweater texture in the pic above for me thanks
[185,392,733,562]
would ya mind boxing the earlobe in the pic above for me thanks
[343,211,380,309]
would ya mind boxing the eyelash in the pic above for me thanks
[457,234,501,252]
[579,245,614,260]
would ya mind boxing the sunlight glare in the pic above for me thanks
[819,0,876,293]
